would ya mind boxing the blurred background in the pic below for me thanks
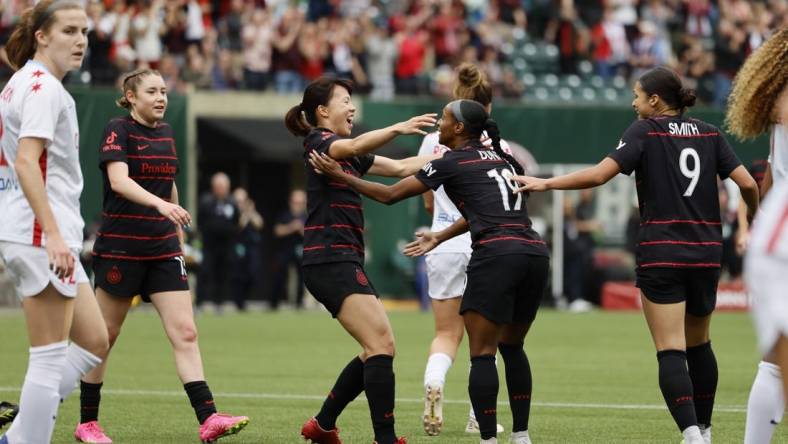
[0,0,782,313]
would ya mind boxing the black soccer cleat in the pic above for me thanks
[0,401,19,429]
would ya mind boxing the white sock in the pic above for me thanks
[511,430,531,443]
[424,352,452,388]
[469,355,499,419]
[744,361,785,444]
[682,425,704,444]
[480,438,498,444]
[6,341,67,444]
[58,343,102,402]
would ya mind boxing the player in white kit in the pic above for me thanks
[725,27,788,444]
[418,64,537,437]
[0,2,109,443]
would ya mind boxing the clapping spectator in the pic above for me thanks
[241,7,273,90]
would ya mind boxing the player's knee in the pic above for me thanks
[366,333,395,357]
[436,325,464,346]
[106,325,122,348]
[80,331,110,359]
[171,320,199,345]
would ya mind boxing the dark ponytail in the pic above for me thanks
[6,0,83,70]
[284,77,354,137]
[638,66,696,115]
[485,119,523,175]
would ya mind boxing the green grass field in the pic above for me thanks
[0,308,785,443]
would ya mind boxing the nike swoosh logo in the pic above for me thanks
[137,144,149,151]
[616,139,626,150]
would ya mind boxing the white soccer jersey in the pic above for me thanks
[769,123,788,183]
[0,60,84,250]
[417,132,515,254]
[748,179,788,261]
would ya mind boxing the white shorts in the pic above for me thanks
[0,241,88,300]
[745,254,788,355]
[425,253,470,300]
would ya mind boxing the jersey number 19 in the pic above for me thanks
[487,167,522,211]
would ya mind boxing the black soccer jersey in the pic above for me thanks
[415,140,549,259]
[607,116,742,269]
[302,128,375,266]
[93,116,181,260]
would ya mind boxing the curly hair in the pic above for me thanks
[725,28,788,140]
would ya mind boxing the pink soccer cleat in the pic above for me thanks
[74,421,113,443]
[199,413,249,443]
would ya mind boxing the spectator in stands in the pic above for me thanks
[196,172,239,313]
[713,18,749,107]
[87,0,117,85]
[185,0,207,47]
[395,17,429,95]
[162,0,188,62]
[298,21,328,83]
[231,187,263,312]
[591,6,630,80]
[272,5,304,93]
[217,0,244,53]
[629,20,671,80]
[365,18,398,100]
[271,189,307,310]
[212,47,240,89]
[182,44,212,89]
[241,7,273,90]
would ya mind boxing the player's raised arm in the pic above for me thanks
[513,158,621,192]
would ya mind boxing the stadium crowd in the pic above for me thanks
[0,0,785,106]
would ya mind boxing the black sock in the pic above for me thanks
[315,356,365,430]
[686,341,717,428]
[657,350,697,431]
[184,380,217,424]
[364,355,397,444]
[469,354,499,440]
[80,381,102,424]
[499,343,532,433]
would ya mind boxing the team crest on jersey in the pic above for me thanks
[355,268,369,286]
[106,266,122,285]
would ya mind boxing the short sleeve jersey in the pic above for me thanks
[768,124,787,183]
[0,60,84,249]
[747,179,788,261]
[607,116,742,269]
[92,116,181,260]
[302,128,375,265]
[414,140,548,259]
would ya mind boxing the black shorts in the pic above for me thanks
[94,256,189,302]
[302,261,377,317]
[636,267,721,317]
[461,254,550,325]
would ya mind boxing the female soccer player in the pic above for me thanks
[513,67,760,444]
[309,99,550,444]
[417,63,519,436]
[74,69,248,444]
[285,77,436,444]
[725,27,788,444]
[0,2,110,443]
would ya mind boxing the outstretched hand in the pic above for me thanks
[403,231,440,256]
[513,175,549,193]
[309,151,346,180]
[398,113,438,136]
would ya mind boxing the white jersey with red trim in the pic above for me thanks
[417,132,513,254]
[748,179,788,261]
[0,60,84,249]
[769,124,788,183]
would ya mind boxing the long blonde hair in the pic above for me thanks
[725,28,788,140]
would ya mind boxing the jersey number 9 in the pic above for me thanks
[679,147,700,197]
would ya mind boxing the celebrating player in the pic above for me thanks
[285,77,436,444]
[0,2,110,443]
[309,99,550,444]
[417,63,523,436]
[725,27,788,444]
[513,66,759,444]
[74,69,248,444]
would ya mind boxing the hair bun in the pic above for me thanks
[457,63,482,88]
[679,87,697,108]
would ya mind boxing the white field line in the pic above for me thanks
[0,387,747,413]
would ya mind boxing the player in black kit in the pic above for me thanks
[514,67,760,444]
[286,77,436,444]
[309,99,549,444]
[76,69,248,443]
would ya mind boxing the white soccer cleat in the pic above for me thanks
[466,416,504,434]
[510,430,532,444]
[480,438,498,444]
[423,384,444,436]
[700,426,711,444]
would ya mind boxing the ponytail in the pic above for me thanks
[485,119,523,175]
[6,0,83,71]
[284,103,311,137]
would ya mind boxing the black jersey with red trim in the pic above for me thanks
[92,116,181,260]
[302,128,375,266]
[607,116,741,269]
[415,140,548,259]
